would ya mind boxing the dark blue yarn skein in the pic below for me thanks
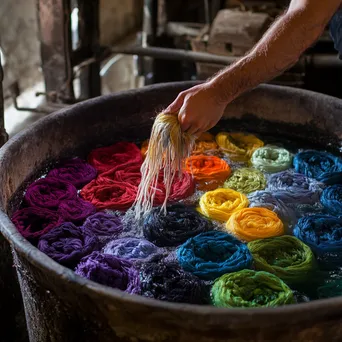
[293,150,342,185]
[143,204,213,247]
[176,231,253,280]
[321,185,342,217]
[293,215,342,267]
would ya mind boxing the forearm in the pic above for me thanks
[210,2,339,104]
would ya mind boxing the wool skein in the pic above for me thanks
[38,222,100,269]
[293,215,342,267]
[226,207,284,242]
[177,231,252,280]
[215,132,264,161]
[321,185,342,217]
[293,150,342,185]
[75,251,141,294]
[192,132,220,156]
[198,188,249,222]
[247,236,315,286]
[211,269,295,308]
[251,146,292,173]
[58,198,96,224]
[224,167,266,194]
[143,204,213,247]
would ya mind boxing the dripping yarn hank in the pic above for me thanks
[143,204,213,247]
[75,251,140,294]
[247,235,315,286]
[134,113,195,218]
[38,222,100,269]
[177,231,252,280]
[320,185,342,217]
[211,269,295,308]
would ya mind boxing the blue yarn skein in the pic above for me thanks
[321,185,342,217]
[293,150,342,185]
[177,231,253,280]
[293,215,342,267]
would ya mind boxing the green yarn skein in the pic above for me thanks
[224,167,266,194]
[248,236,315,286]
[211,269,295,308]
[251,146,293,173]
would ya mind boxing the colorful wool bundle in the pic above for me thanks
[75,251,141,294]
[24,177,77,209]
[192,132,219,156]
[88,142,142,174]
[226,207,284,242]
[177,231,252,280]
[293,150,342,185]
[293,215,342,267]
[143,204,213,247]
[103,237,162,261]
[140,139,149,158]
[224,167,266,194]
[184,155,231,191]
[211,269,295,308]
[320,185,342,217]
[251,146,293,173]
[38,222,100,268]
[58,198,96,224]
[247,236,315,286]
[11,207,64,242]
[198,188,249,222]
[139,260,207,304]
[82,212,123,245]
[317,278,342,299]
[47,158,97,188]
[215,132,264,161]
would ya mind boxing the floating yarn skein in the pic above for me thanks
[251,146,292,173]
[224,168,266,194]
[38,222,100,269]
[134,113,195,217]
[293,215,342,267]
[247,236,315,286]
[293,150,342,184]
[177,231,252,280]
[185,155,231,191]
[82,212,123,245]
[192,132,219,156]
[215,132,264,161]
[47,158,97,188]
[143,204,213,247]
[11,207,64,242]
[226,207,284,242]
[24,177,77,210]
[198,188,249,222]
[75,251,140,294]
[321,185,342,217]
[58,198,96,224]
[103,237,162,261]
[140,260,207,304]
[211,270,295,308]
[88,142,142,174]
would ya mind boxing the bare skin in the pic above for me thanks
[166,0,342,135]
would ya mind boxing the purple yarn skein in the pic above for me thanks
[58,198,96,224]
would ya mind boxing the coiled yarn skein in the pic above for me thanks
[185,155,231,191]
[140,260,207,304]
[58,198,96,224]
[211,269,295,308]
[192,132,219,156]
[321,185,342,217]
[293,150,342,185]
[224,167,266,194]
[215,132,264,161]
[247,236,315,286]
[251,146,293,173]
[198,188,249,222]
[143,204,213,247]
[75,251,141,294]
[293,215,342,267]
[177,231,252,280]
[226,207,284,242]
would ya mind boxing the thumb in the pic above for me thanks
[165,92,186,114]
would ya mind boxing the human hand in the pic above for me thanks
[165,82,229,135]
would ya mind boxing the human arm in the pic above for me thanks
[167,0,342,135]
